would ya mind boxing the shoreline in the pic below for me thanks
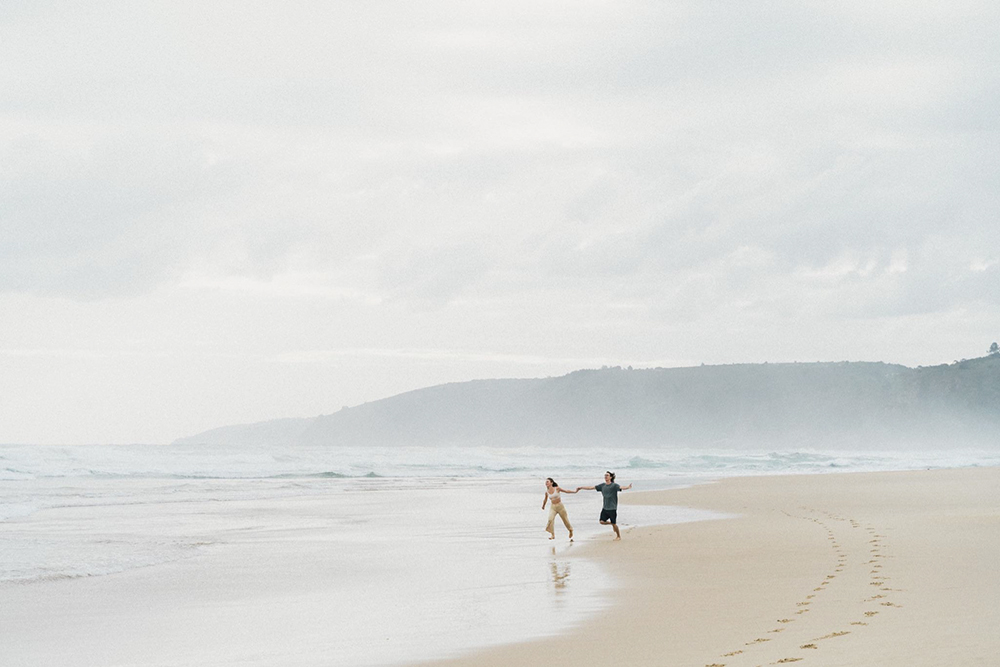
[422,466,1000,666]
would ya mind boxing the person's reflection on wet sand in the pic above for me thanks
[549,549,571,593]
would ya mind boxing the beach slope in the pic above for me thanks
[428,467,1000,667]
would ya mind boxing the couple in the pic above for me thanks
[543,471,633,541]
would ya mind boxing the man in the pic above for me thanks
[577,471,632,540]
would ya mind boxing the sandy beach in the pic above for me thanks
[3,462,997,667]
[428,467,1000,667]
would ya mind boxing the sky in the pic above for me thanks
[2,1,999,444]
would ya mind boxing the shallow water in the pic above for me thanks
[2,444,996,666]
[0,473,717,666]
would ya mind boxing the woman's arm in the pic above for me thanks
[557,486,578,494]
[542,493,548,509]
[576,485,595,491]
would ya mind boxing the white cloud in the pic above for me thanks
[2,0,999,442]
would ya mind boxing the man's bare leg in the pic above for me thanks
[600,520,622,539]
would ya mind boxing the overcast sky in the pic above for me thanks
[2,1,998,444]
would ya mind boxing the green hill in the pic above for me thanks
[185,355,1000,449]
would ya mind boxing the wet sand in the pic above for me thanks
[426,467,1000,666]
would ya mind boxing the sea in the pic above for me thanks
[2,444,998,666]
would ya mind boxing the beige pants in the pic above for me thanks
[546,502,573,534]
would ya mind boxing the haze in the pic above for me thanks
[2,1,998,444]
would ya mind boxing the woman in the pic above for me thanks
[542,477,577,541]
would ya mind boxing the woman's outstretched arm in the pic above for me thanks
[576,485,595,491]
[557,486,578,494]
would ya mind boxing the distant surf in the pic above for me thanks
[2,443,997,482]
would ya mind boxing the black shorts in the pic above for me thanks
[599,509,617,524]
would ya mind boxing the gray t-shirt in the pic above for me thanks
[595,482,621,510]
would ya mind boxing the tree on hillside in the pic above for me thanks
[991,342,999,355]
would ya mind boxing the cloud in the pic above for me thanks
[2,1,1000,441]
[0,128,255,297]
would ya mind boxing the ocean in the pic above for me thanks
[2,444,997,666]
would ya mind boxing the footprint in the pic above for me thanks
[706,664,726,667]
[777,619,794,623]
[864,611,878,617]
[722,650,744,657]
[881,602,901,608]
[796,602,811,607]
[776,658,803,663]
[799,644,818,649]
[850,622,868,626]
[795,609,810,615]
[814,631,850,640]
[769,628,785,633]
[746,638,771,645]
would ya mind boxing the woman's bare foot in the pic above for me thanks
[568,530,574,541]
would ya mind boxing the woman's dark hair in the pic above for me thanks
[547,477,557,487]
[606,471,616,482]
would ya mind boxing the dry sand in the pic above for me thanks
[426,467,1000,667]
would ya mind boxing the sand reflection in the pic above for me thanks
[549,547,571,593]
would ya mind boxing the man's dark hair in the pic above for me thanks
[606,471,616,482]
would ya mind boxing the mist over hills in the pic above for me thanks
[172,417,314,447]
[173,355,1000,449]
